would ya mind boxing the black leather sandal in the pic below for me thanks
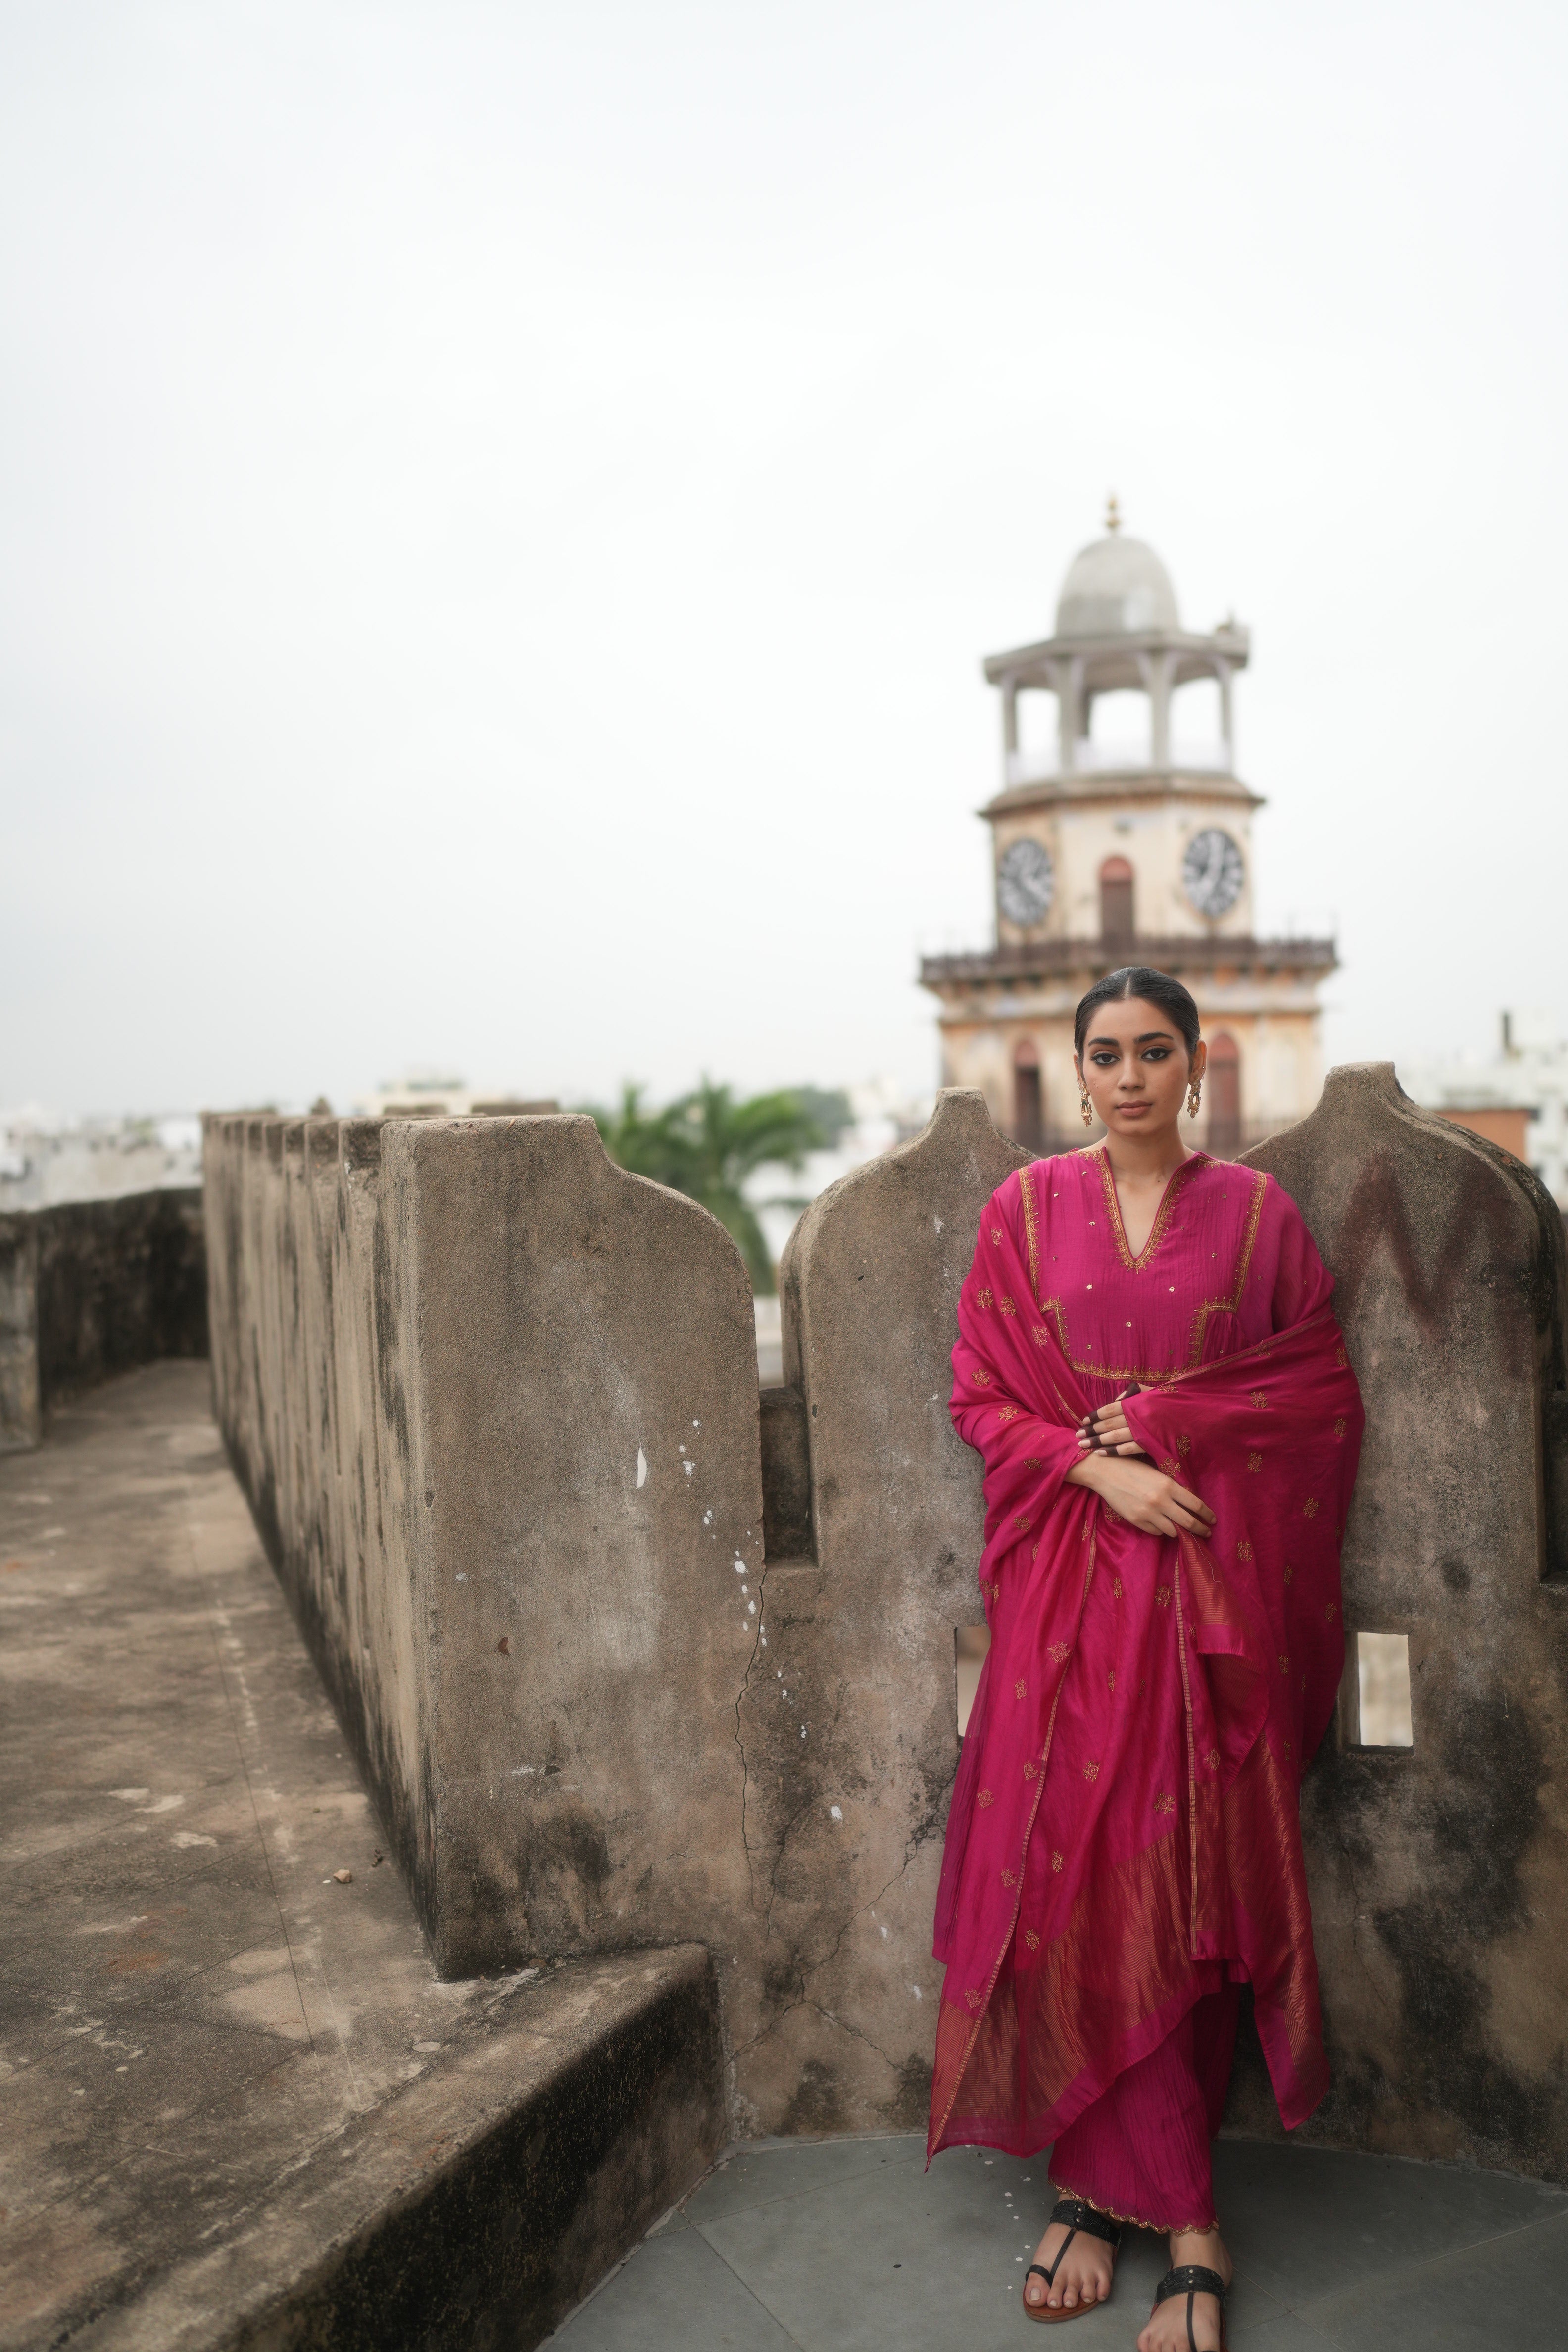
[1022,2196,1122,2325]
[1150,2264,1229,2351]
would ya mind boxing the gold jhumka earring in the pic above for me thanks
[1186,1078,1203,1118]
[1080,1086,1094,1127]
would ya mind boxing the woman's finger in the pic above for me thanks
[1173,1483,1215,1523]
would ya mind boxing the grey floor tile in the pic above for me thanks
[693,2145,1188,2352]
[551,2227,803,2350]
[1239,2318,1341,2349]
[682,2134,929,2226]
[1296,2205,1568,2352]
[1213,2138,1567,2309]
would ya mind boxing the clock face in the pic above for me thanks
[997,836,1054,927]
[1182,828,1244,917]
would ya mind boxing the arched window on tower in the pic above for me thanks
[1206,1032,1241,1157]
[1099,856,1134,947]
[1013,1040,1044,1156]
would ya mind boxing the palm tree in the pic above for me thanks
[587,1080,833,1292]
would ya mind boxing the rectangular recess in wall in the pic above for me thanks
[1351,1630,1414,1748]
[955,1624,990,1739]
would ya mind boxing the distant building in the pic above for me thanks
[354,1073,559,1118]
[1401,1012,1568,1207]
[919,504,1335,1154]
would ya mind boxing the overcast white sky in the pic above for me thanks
[1,0,1564,1118]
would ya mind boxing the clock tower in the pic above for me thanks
[920,503,1335,1155]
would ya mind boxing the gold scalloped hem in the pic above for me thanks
[1049,2176,1218,2236]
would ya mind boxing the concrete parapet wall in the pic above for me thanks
[204,1078,1568,2175]
[1240,1064,1568,2179]
[0,1187,206,1452]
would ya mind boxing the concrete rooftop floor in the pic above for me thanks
[0,1363,529,2347]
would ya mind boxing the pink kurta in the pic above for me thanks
[929,1148,1363,2209]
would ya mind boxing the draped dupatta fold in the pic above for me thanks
[929,1153,1363,2163]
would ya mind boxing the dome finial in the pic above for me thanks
[1105,492,1121,534]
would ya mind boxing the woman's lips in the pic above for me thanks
[1116,1102,1151,1117]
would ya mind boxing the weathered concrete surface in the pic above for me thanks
[735,1091,1029,2134]
[0,1214,41,1451]
[1232,1063,1568,2180]
[203,1114,770,1998]
[0,1362,722,2352]
[0,1190,205,1453]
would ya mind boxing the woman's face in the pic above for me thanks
[1075,997,1205,1140]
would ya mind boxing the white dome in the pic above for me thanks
[1055,531,1180,639]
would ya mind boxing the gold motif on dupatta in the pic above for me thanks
[1023,1758,1037,1779]
[1325,1600,1337,1620]
[997,1405,1020,1423]
[1160,1455,1180,1474]
[1050,1850,1064,1872]
[1048,1641,1071,1663]
[1206,1747,1221,1770]
[977,1287,994,1309]
[1001,1868,1018,1887]
[1247,1451,1263,1471]
[1250,1389,1269,1408]
[972,1368,992,1387]
[990,1226,1004,1244]
[1082,1759,1100,1782]
[1278,1655,1290,1674]
[1334,1416,1348,1438]
[1012,1512,1032,1531]
[1282,1563,1294,1584]
[1014,1678,1028,1698]
[1335,1344,1349,1367]
[977,1789,994,1808]
[1024,1928,1041,1950]
[1112,1578,1123,1599]
[999,1296,1017,1315]
[1237,1540,1254,1561]
[1303,1497,1320,1517]
[1154,1792,1176,1816]
[1156,1585,1172,1608]
[1107,1670,1116,1692]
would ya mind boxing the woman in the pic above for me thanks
[929,967,1362,2352]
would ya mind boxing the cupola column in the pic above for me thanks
[1216,658,1234,770]
[1001,677,1019,759]
[1053,655,1083,775]
[1142,649,1176,769]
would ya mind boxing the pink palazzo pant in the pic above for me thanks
[1047,1986,1241,2233]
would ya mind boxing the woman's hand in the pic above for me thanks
[1078,1392,1145,1456]
[1066,1450,1216,1538]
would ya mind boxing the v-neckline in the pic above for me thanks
[1092,1144,1208,1270]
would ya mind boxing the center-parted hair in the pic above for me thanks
[1073,966,1201,1060]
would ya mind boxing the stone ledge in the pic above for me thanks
[61,1945,724,2352]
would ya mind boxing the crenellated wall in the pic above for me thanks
[202,1075,1568,2177]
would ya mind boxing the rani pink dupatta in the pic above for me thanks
[929,1150,1363,2160]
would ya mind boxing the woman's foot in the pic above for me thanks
[1136,2231,1232,2352]
[1023,2203,1118,2316]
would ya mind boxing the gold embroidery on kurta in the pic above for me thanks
[1154,1792,1176,1816]
[1093,1145,1206,1271]
[1050,1850,1064,1872]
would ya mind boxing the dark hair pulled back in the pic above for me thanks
[1073,966,1201,1060]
